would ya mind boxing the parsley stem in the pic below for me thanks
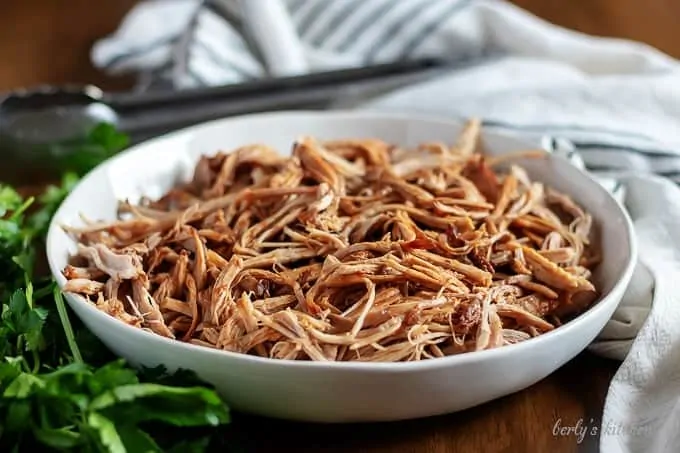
[19,356,31,373]
[9,196,34,222]
[31,349,40,373]
[53,285,83,363]
[24,276,34,309]
[32,283,54,300]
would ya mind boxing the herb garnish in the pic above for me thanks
[0,124,231,452]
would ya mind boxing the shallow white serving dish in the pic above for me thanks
[47,111,637,423]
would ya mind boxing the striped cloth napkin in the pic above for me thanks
[93,1,680,452]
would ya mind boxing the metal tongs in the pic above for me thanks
[0,58,448,184]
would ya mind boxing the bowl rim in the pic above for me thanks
[46,109,639,371]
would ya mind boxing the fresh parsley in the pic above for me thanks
[0,124,231,452]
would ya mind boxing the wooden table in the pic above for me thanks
[3,0,668,451]
[227,353,620,453]
[2,0,680,93]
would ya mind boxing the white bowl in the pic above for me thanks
[47,111,637,423]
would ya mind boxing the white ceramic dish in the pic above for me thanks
[46,111,637,423]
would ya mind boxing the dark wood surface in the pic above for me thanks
[228,353,619,453]
[4,0,669,451]
[2,0,680,92]
[0,0,138,91]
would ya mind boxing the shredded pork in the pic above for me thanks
[61,119,600,362]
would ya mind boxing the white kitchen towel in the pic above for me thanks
[93,1,680,451]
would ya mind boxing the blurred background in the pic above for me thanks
[1,0,678,92]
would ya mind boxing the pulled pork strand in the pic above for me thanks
[61,119,600,362]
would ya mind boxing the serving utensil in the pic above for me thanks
[0,59,449,184]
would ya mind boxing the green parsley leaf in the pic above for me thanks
[33,426,81,449]
[87,412,127,453]
[117,425,162,453]
[52,123,130,176]
[0,186,23,217]
[3,372,45,398]
[27,172,80,240]
[90,383,230,427]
